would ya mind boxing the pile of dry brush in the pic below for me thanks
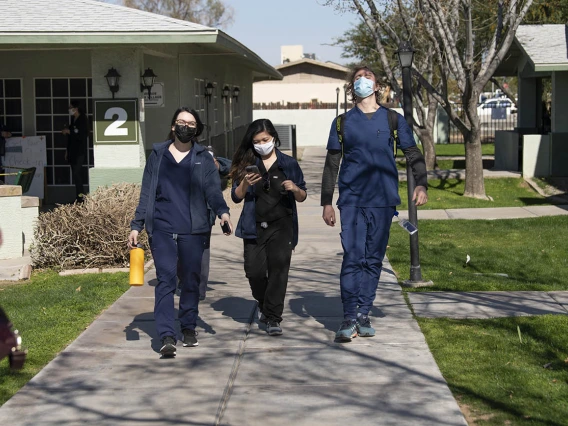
[30,183,147,270]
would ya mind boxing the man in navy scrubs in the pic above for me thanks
[321,66,428,342]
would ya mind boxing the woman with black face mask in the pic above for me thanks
[128,107,233,358]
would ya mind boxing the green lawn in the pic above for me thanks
[401,143,495,156]
[397,158,495,171]
[419,316,568,425]
[387,216,568,291]
[0,271,130,406]
[397,178,552,210]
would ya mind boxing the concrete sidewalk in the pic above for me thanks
[0,145,565,425]
[0,146,468,425]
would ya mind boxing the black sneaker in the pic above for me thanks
[182,329,199,347]
[266,321,283,336]
[160,336,177,357]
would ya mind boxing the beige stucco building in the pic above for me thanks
[0,0,281,205]
[254,55,350,106]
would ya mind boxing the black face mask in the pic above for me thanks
[174,125,197,143]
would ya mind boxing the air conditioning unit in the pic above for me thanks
[274,124,293,150]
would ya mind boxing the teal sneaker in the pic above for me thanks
[335,319,357,342]
[356,315,375,337]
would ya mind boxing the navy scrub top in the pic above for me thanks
[154,148,194,234]
[326,106,416,207]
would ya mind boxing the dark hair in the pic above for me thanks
[229,119,281,181]
[346,65,384,104]
[70,100,84,115]
[167,107,205,142]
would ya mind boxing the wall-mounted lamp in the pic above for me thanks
[104,67,121,99]
[140,68,158,99]
[222,85,230,100]
[204,82,214,102]
[232,86,240,100]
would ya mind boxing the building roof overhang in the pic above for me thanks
[0,0,281,81]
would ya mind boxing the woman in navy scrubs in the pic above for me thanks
[230,119,307,336]
[129,107,233,357]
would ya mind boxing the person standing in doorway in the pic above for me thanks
[321,65,428,342]
[62,100,89,202]
[129,107,232,358]
[230,119,307,336]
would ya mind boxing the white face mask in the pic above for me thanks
[253,139,274,156]
[69,108,75,116]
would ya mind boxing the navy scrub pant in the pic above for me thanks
[151,229,208,340]
[338,206,395,320]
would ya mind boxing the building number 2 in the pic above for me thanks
[104,107,128,136]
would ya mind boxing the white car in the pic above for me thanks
[477,98,517,123]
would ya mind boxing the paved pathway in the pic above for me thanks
[0,146,566,425]
[0,146,468,425]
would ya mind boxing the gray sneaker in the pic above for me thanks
[266,321,283,336]
[335,319,357,342]
[356,315,375,337]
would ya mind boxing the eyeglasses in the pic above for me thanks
[175,120,197,127]
[262,172,288,195]
[262,172,270,193]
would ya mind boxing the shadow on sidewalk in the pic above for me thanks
[209,296,256,324]
[288,291,385,332]
[123,310,176,354]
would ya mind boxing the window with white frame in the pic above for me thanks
[34,78,93,186]
[0,79,23,136]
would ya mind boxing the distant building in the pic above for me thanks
[253,46,351,147]
[254,46,351,106]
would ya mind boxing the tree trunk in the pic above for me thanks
[463,123,487,199]
[424,98,438,170]
[420,130,436,170]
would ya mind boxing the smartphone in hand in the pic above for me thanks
[245,165,260,175]
[221,222,231,234]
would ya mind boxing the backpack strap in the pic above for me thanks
[336,113,346,157]
[385,107,399,158]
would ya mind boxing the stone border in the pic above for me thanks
[525,177,568,203]
[58,259,154,276]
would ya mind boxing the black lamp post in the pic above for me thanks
[104,67,120,99]
[222,85,230,100]
[396,40,432,287]
[204,82,214,145]
[335,87,340,117]
[343,83,348,113]
[140,68,157,99]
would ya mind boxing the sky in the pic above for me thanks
[221,1,360,66]
[103,0,360,67]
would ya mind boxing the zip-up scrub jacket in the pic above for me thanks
[131,141,230,238]
[231,149,307,249]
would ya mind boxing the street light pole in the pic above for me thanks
[343,83,348,113]
[396,40,432,288]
